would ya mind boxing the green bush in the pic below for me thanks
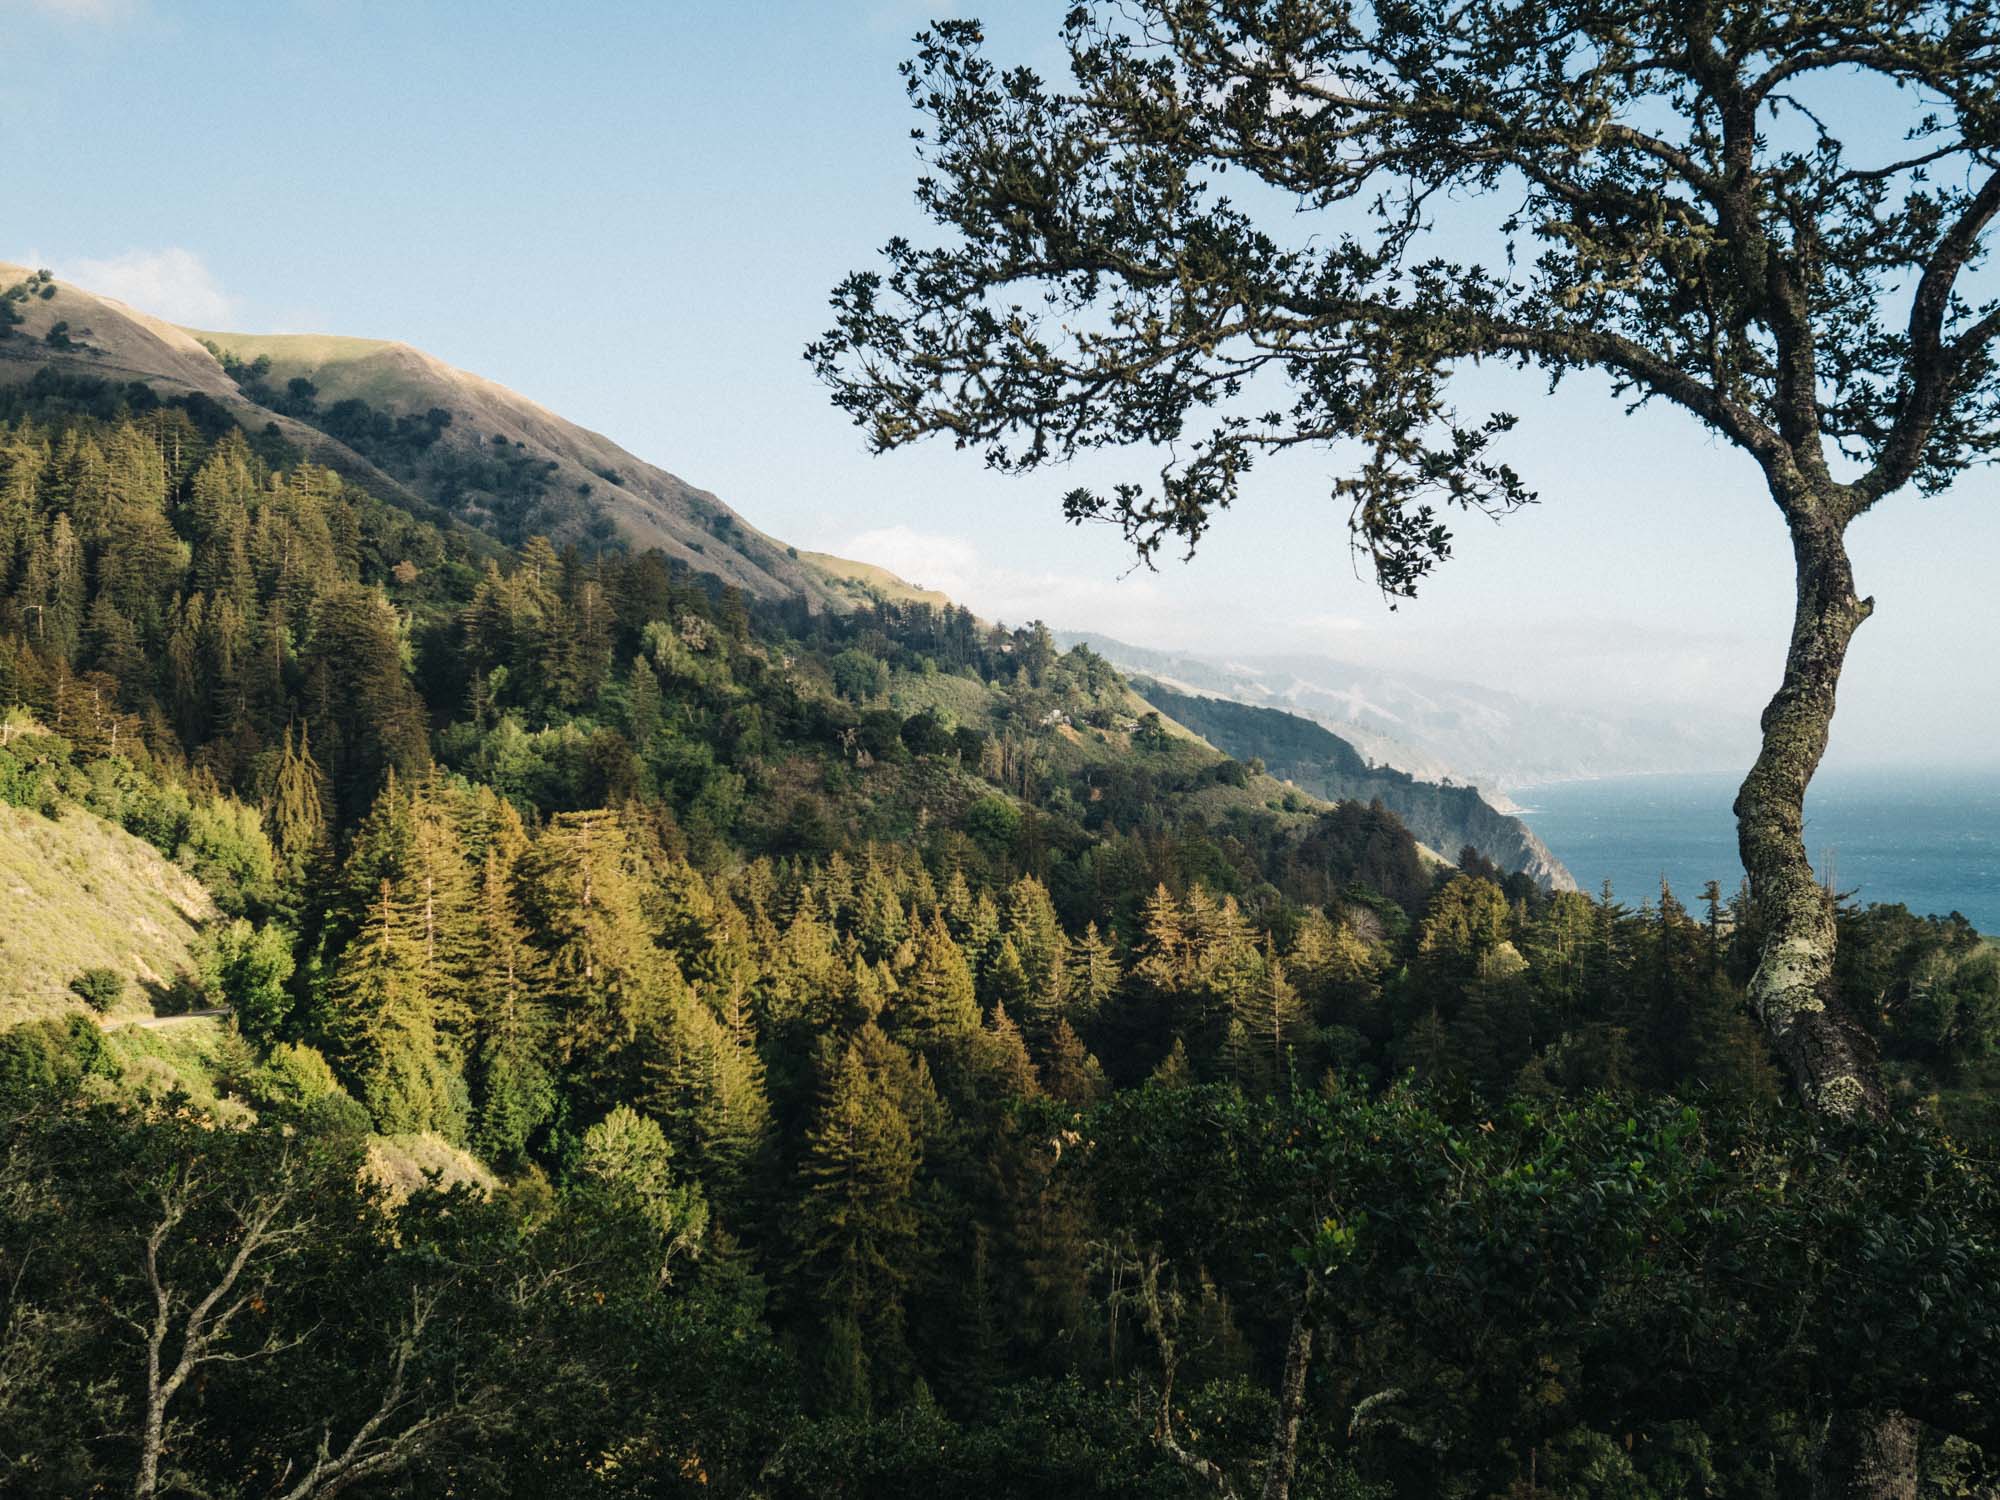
[70,967,125,1013]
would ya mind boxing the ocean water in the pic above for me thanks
[1513,770,2000,934]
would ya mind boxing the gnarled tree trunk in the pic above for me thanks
[1734,512,1916,1499]
[1735,517,1882,1120]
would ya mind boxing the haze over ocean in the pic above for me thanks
[1516,770,2000,933]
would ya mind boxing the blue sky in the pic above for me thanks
[5,0,1995,768]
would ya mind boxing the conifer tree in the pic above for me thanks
[578,1105,709,1283]
[1062,920,1119,1025]
[406,774,479,1030]
[468,839,556,1166]
[894,912,980,1051]
[1148,1037,1195,1090]
[270,720,328,888]
[854,858,907,962]
[327,879,459,1135]
[625,657,663,745]
[940,865,976,941]
[523,810,673,1099]
[962,890,1001,970]
[977,1001,1040,1101]
[646,991,772,1193]
[1042,1017,1107,1108]
[1228,939,1306,1096]
[982,935,1031,1020]
[820,849,857,927]
[791,1030,923,1412]
[81,598,144,703]
[1002,874,1068,1039]
[1130,884,1187,998]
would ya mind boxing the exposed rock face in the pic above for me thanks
[1137,679,1579,892]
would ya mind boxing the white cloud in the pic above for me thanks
[65,247,233,325]
[839,523,1201,639]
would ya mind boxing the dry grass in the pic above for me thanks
[0,805,214,1027]
[364,1133,499,1205]
[802,551,961,612]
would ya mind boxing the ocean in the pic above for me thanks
[1512,769,2000,934]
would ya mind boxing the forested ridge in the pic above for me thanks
[2,380,1998,1496]
[1130,679,1575,891]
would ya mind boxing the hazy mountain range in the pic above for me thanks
[1061,632,1754,796]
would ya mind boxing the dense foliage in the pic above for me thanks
[2,391,1996,1495]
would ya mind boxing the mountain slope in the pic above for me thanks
[1134,679,1577,891]
[0,263,843,607]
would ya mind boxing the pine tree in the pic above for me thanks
[940,865,976,940]
[962,890,1001,969]
[893,912,980,1051]
[1634,880,1708,1089]
[578,1105,709,1281]
[978,1001,1040,1101]
[791,1030,923,1413]
[405,775,479,1029]
[1062,920,1119,1025]
[327,879,459,1136]
[1041,1017,1107,1107]
[625,657,663,745]
[854,858,907,961]
[467,837,556,1165]
[522,809,672,1098]
[81,599,145,705]
[1228,939,1306,1095]
[645,989,772,1193]
[1002,874,1067,1040]
[760,891,844,1037]
[821,849,857,926]
[1148,1037,1196,1089]
[982,935,1031,1018]
[1131,884,1186,996]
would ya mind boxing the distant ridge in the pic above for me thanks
[1133,678,1578,891]
[1065,630,1750,793]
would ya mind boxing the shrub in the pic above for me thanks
[69,967,125,1012]
[964,795,1021,855]
[253,1041,344,1110]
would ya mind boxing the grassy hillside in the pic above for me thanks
[802,550,963,612]
[0,803,213,1026]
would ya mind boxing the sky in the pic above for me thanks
[3,0,1995,770]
